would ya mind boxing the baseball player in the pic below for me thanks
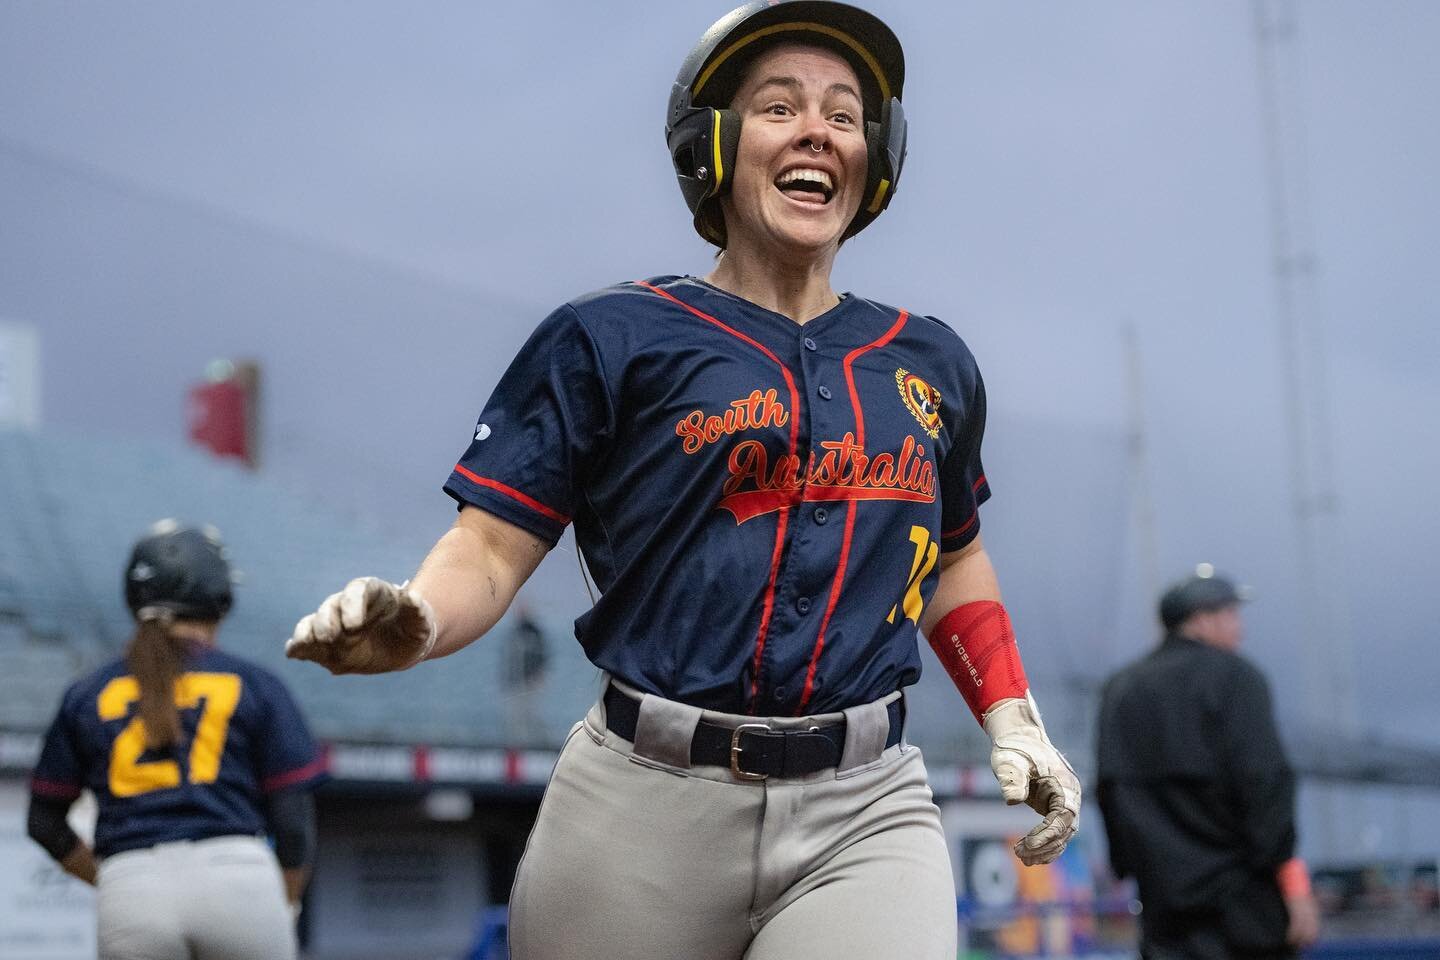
[28,520,327,960]
[288,3,1081,958]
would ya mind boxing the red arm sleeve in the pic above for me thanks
[926,599,1029,724]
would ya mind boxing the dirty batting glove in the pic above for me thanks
[286,577,436,675]
[927,600,1083,865]
[983,692,1082,866]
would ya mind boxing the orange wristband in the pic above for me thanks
[926,600,1029,724]
[1276,858,1311,898]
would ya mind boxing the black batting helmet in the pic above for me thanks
[124,519,234,621]
[666,1,907,247]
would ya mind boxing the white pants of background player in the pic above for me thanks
[509,683,957,960]
[97,835,297,960]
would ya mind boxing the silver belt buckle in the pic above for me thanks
[730,722,772,781]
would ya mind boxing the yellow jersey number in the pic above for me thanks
[96,672,243,798]
[887,525,938,626]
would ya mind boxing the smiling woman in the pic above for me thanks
[285,3,1081,959]
[667,3,907,260]
[714,44,870,264]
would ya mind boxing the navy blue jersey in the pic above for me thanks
[30,647,327,859]
[446,276,990,716]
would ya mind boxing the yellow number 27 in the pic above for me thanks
[96,672,243,798]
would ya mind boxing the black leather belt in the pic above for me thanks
[603,685,903,781]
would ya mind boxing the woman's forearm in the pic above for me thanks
[410,508,550,660]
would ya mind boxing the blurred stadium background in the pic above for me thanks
[2,1,1437,958]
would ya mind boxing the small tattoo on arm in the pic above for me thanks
[488,577,497,599]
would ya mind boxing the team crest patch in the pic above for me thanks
[895,369,942,439]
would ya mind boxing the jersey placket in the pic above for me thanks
[631,280,807,714]
[756,313,911,717]
[752,328,833,716]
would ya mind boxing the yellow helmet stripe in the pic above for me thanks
[865,177,891,214]
[693,21,892,104]
[711,109,725,194]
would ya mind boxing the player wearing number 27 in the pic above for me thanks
[27,521,326,960]
[288,2,1080,958]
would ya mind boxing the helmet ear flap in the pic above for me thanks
[845,96,908,240]
[677,107,742,246]
[715,109,741,194]
[675,107,742,200]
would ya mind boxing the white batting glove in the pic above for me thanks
[982,691,1082,866]
[286,577,437,675]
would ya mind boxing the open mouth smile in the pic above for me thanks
[774,167,835,205]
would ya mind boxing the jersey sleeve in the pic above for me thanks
[252,672,328,794]
[30,688,86,802]
[444,303,615,545]
[938,345,991,553]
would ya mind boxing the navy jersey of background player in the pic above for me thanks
[446,276,990,717]
[30,646,327,858]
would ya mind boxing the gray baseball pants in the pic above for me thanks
[96,835,297,960]
[509,682,957,960]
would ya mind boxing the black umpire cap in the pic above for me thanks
[1158,564,1249,630]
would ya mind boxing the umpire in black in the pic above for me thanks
[1096,567,1320,959]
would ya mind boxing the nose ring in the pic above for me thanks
[809,141,824,153]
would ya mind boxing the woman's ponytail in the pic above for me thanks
[125,609,191,750]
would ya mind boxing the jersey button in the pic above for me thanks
[817,385,832,400]
[803,337,818,351]
[814,507,828,525]
[796,596,812,615]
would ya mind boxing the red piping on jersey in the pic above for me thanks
[634,280,802,711]
[942,514,978,540]
[452,464,571,526]
[940,477,987,540]
[798,309,910,712]
[261,755,329,793]
[29,777,82,800]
